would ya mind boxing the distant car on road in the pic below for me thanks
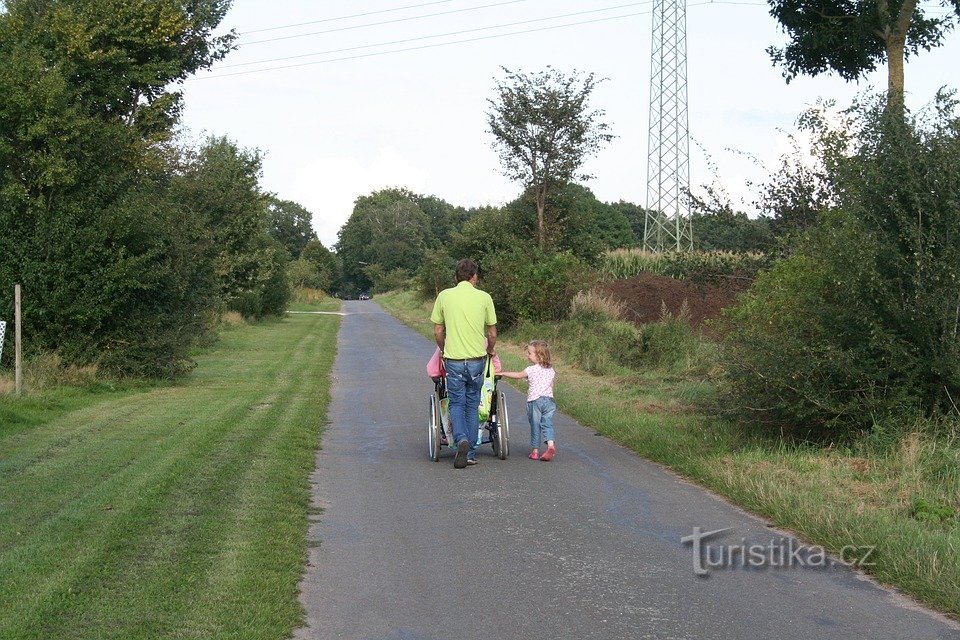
[358,292,371,300]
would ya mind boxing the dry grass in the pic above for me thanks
[292,287,327,305]
[22,353,99,391]
[569,290,626,321]
[220,310,246,327]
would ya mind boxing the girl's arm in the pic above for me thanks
[499,370,527,379]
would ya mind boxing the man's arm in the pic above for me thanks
[485,324,497,355]
[434,324,445,352]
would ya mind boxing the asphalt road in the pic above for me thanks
[295,300,959,640]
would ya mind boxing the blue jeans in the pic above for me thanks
[527,396,556,448]
[445,358,485,460]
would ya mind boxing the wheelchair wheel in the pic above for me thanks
[428,393,442,462]
[495,390,509,460]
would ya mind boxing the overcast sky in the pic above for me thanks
[179,0,960,247]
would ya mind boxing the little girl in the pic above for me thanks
[499,340,557,461]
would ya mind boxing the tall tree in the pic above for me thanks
[487,66,614,248]
[335,189,430,291]
[766,0,959,113]
[267,197,317,258]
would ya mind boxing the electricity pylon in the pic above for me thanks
[644,0,693,251]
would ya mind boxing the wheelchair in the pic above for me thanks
[428,365,510,461]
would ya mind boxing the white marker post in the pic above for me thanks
[15,284,22,395]
[0,320,5,364]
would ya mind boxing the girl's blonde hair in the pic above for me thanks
[528,340,552,368]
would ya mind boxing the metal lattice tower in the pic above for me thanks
[644,0,693,251]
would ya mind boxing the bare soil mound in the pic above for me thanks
[601,272,751,329]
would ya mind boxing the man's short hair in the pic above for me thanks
[455,259,478,283]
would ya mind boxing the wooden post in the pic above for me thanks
[15,284,22,395]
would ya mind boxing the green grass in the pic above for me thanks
[0,304,340,639]
[376,288,960,619]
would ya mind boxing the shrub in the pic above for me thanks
[484,248,596,327]
[721,97,960,438]
[415,250,455,300]
[638,301,703,369]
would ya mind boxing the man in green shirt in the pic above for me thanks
[430,259,497,468]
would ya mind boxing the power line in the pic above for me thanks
[193,1,769,80]
[219,1,656,69]
[240,0,462,35]
[195,11,651,79]
[237,0,537,46]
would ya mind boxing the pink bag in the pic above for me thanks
[426,347,501,378]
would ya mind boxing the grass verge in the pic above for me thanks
[376,288,960,619]
[0,299,340,639]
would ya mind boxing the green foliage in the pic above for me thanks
[487,66,614,246]
[688,200,774,252]
[412,194,469,248]
[600,249,771,283]
[335,188,430,292]
[449,205,526,269]
[909,497,957,525]
[505,184,634,263]
[268,197,318,258]
[483,248,596,326]
[722,97,960,437]
[609,200,648,245]
[766,0,959,108]
[0,1,289,376]
[300,239,341,293]
[228,237,291,319]
[361,264,409,294]
[415,249,456,300]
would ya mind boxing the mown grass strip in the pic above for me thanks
[0,301,340,640]
[376,288,960,620]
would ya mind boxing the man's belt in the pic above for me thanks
[443,355,486,363]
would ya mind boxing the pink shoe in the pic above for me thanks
[528,451,540,460]
[540,445,555,462]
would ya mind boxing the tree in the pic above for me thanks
[300,240,341,293]
[268,197,317,258]
[487,66,614,248]
[0,0,234,376]
[609,200,649,245]
[766,0,959,113]
[505,184,634,263]
[335,189,430,291]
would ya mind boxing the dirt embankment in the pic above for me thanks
[601,272,751,330]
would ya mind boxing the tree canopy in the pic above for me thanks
[766,0,959,112]
[487,66,614,247]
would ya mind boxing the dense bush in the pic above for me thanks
[415,250,456,300]
[722,97,960,437]
[483,248,596,327]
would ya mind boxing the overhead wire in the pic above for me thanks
[219,1,657,69]
[192,1,781,80]
[196,11,652,79]
[241,0,463,35]
[237,0,538,46]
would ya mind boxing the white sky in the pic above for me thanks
[180,0,960,247]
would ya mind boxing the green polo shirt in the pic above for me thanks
[430,281,497,359]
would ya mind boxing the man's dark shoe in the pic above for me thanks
[454,440,469,469]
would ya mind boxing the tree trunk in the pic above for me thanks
[886,36,906,116]
[885,0,916,116]
[535,187,546,249]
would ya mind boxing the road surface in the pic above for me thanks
[295,300,959,640]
